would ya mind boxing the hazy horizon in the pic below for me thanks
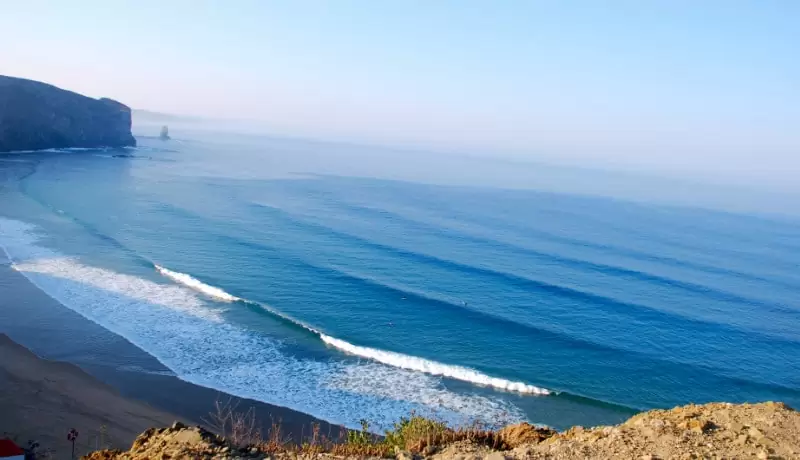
[123,109,800,220]
[2,1,799,193]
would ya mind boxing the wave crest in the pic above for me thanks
[155,265,241,302]
[154,264,551,396]
[320,334,550,395]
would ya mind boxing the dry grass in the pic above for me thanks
[384,416,509,454]
[202,397,263,447]
[205,400,542,458]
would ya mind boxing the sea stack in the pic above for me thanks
[159,125,170,140]
[0,75,136,153]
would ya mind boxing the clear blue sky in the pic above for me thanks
[1,1,799,188]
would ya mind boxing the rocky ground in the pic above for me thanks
[83,402,800,460]
[437,402,800,459]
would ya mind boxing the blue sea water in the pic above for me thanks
[1,132,799,431]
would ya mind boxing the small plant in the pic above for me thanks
[258,416,294,453]
[202,397,262,447]
[299,423,325,455]
[384,413,449,451]
[93,425,112,450]
[346,419,374,446]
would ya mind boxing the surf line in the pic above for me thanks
[153,264,552,396]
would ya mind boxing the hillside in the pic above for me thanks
[84,402,800,460]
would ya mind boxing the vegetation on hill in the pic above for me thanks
[83,402,800,459]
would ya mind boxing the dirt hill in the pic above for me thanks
[83,402,800,460]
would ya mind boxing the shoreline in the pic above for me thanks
[0,262,344,456]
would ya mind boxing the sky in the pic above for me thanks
[1,1,799,190]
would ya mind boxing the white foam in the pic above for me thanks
[155,264,241,302]
[155,264,551,396]
[0,220,222,322]
[321,334,551,395]
[0,217,529,430]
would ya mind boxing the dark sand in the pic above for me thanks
[0,263,342,458]
[0,333,180,458]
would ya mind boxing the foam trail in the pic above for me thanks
[320,334,551,395]
[154,264,551,396]
[155,265,241,302]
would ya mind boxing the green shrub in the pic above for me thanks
[346,419,375,446]
[384,413,449,451]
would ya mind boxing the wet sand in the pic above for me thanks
[0,263,342,458]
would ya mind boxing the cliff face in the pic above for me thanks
[0,75,136,152]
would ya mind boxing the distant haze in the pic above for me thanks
[128,111,799,219]
[2,1,799,192]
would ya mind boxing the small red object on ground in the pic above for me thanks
[0,439,24,457]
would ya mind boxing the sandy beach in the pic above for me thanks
[0,333,181,458]
[0,262,341,458]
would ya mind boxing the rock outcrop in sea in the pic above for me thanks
[0,75,136,153]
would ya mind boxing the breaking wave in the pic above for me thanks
[154,264,552,396]
[155,265,242,302]
[319,334,551,395]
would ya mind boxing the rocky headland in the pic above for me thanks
[0,75,136,152]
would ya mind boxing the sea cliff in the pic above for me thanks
[0,75,136,152]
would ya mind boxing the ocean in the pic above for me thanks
[1,131,799,432]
